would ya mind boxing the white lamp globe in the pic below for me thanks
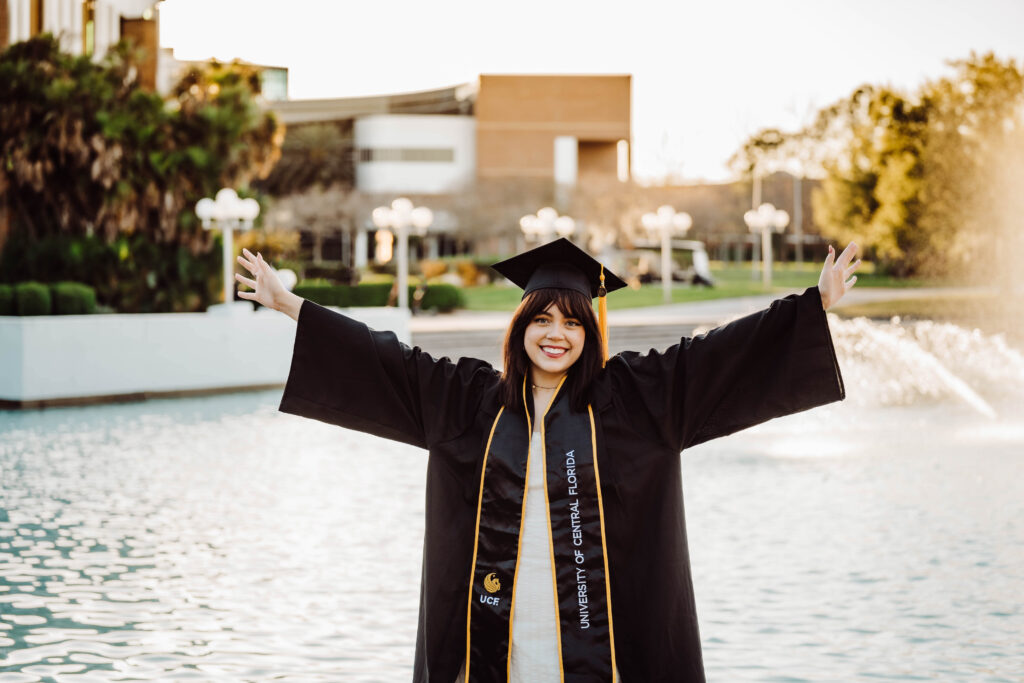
[411,206,434,231]
[744,210,760,232]
[372,207,392,229]
[195,198,215,225]
[554,215,576,237]
[391,197,414,215]
[537,207,558,224]
[773,209,790,232]
[673,212,693,232]
[641,212,658,233]
[239,198,261,222]
[215,188,239,205]
[277,268,297,292]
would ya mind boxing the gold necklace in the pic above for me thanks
[531,383,559,390]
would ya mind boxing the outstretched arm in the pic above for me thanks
[237,247,495,449]
[235,248,303,320]
[606,242,859,452]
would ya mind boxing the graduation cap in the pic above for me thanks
[491,238,627,363]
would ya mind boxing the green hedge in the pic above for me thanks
[0,281,98,315]
[293,282,465,312]
[0,232,221,313]
[50,281,97,314]
[419,283,464,312]
[14,281,51,315]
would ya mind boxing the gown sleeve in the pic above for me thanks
[606,286,845,453]
[277,298,495,449]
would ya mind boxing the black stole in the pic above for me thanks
[465,378,617,682]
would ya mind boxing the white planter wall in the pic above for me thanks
[0,306,410,404]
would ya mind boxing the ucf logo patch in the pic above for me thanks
[479,573,502,606]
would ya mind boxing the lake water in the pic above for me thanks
[1,315,1022,682]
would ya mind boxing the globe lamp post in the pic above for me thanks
[371,197,434,310]
[196,188,260,309]
[519,207,576,245]
[743,202,790,289]
[640,205,692,304]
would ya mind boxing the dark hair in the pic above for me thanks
[498,287,603,414]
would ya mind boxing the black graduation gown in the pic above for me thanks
[278,285,845,683]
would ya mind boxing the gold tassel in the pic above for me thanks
[598,265,608,366]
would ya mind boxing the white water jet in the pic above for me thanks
[826,314,1024,418]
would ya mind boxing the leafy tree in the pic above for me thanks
[0,34,284,310]
[801,53,1024,279]
[809,86,928,275]
[256,122,354,195]
[917,53,1024,282]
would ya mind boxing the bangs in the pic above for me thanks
[517,288,595,323]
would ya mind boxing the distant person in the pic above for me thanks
[235,238,859,682]
[691,248,715,287]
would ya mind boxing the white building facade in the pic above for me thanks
[354,114,476,195]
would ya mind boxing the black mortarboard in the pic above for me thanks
[490,238,627,300]
[491,238,626,363]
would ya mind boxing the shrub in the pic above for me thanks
[367,261,398,277]
[49,281,98,315]
[235,228,301,266]
[419,284,465,312]
[304,261,359,285]
[420,259,448,280]
[14,282,51,315]
[0,285,12,315]
[350,282,393,307]
[293,281,350,307]
[289,282,464,311]
[473,258,504,284]
[453,259,503,286]
[0,232,221,313]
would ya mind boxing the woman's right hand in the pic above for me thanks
[235,248,287,311]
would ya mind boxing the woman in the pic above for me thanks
[235,238,859,683]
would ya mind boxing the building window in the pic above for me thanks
[82,1,96,56]
[260,68,289,102]
[357,148,455,163]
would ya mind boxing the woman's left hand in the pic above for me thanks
[818,242,861,310]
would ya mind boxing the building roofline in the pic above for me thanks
[268,82,477,124]
[479,73,631,78]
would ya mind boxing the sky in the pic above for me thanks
[159,0,1024,184]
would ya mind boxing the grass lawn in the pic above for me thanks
[462,261,953,311]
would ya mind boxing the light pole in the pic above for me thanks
[196,188,260,308]
[519,207,576,245]
[371,197,433,310]
[743,202,790,289]
[641,205,692,304]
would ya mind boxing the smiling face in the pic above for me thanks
[499,287,602,413]
[523,302,586,386]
